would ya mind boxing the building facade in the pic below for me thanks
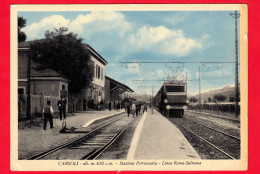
[18,42,69,115]
[75,44,108,111]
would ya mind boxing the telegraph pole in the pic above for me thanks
[230,11,240,117]
[186,69,188,96]
[199,66,201,111]
[26,53,31,119]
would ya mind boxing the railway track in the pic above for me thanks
[186,110,240,123]
[169,117,240,159]
[26,113,137,160]
[186,118,240,140]
[184,113,240,139]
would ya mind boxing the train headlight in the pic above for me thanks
[164,99,168,103]
[166,105,171,110]
[183,106,188,110]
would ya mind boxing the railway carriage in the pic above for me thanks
[153,81,188,117]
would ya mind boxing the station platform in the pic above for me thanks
[127,109,201,160]
[18,109,125,159]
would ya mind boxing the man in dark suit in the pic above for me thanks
[108,101,111,111]
[57,96,66,121]
[126,102,131,117]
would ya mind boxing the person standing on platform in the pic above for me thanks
[43,100,54,130]
[100,100,104,111]
[57,96,66,121]
[138,102,141,114]
[126,102,131,117]
[117,101,120,110]
[136,102,139,116]
[143,103,148,113]
[131,103,136,117]
[109,101,112,111]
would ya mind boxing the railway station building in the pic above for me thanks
[18,41,109,113]
[18,41,135,114]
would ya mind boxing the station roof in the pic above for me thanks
[105,76,134,94]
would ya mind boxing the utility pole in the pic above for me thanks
[186,69,188,96]
[26,53,31,119]
[230,11,240,117]
[199,66,201,111]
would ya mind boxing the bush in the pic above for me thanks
[213,94,226,102]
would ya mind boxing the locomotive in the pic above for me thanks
[153,81,188,117]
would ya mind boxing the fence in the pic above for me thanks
[188,103,240,114]
[18,94,60,121]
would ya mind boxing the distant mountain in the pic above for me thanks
[191,85,238,103]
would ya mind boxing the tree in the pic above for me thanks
[189,97,198,102]
[208,97,212,102]
[213,94,227,102]
[18,17,27,42]
[229,96,235,102]
[29,27,94,94]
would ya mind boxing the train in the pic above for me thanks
[153,81,188,117]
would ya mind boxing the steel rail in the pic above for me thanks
[25,113,125,160]
[82,114,140,160]
[172,120,236,160]
[184,113,240,140]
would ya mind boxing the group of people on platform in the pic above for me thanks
[108,100,124,111]
[86,99,105,111]
[86,99,124,111]
[42,96,150,130]
[126,101,148,117]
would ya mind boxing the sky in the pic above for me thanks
[18,10,240,95]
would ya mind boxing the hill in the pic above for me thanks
[191,85,238,103]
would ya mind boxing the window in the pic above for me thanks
[96,64,98,78]
[98,66,100,79]
[101,68,103,80]
[96,64,101,79]
[165,85,185,92]
[18,88,25,94]
[18,86,26,94]
[62,85,66,90]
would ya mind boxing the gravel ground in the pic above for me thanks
[41,114,137,160]
[18,109,125,159]
[184,113,240,138]
[171,122,230,159]
[169,116,240,159]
